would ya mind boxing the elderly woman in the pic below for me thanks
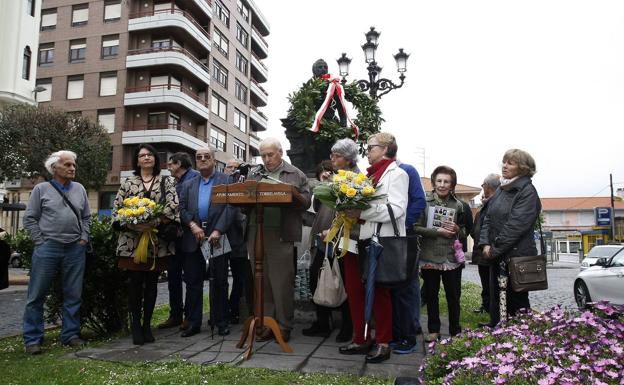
[340,133,408,363]
[414,166,466,342]
[112,144,179,345]
[480,149,541,326]
[303,139,357,343]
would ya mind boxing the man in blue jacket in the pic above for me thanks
[178,147,233,337]
[394,157,426,354]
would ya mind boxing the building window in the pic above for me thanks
[99,72,117,96]
[215,160,225,173]
[40,8,57,30]
[235,50,248,75]
[148,111,167,128]
[235,79,247,104]
[27,0,35,16]
[97,109,115,133]
[22,47,32,80]
[212,59,228,88]
[237,0,249,23]
[71,4,89,26]
[211,92,227,120]
[69,39,86,62]
[236,23,248,48]
[104,0,121,22]
[101,35,119,58]
[234,109,247,133]
[233,138,246,160]
[35,79,52,102]
[169,113,180,129]
[38,43,54,66]
[213,28,229,57]
[67,75,84,99]
[214,0,230,27]
[210,126,226,152]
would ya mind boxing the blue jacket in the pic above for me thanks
[178,172,234,253]
[398,163,426,229]
[175,168,200,196]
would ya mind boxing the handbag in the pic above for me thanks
[313,242,347,307]
[359,204,420,289]
[507,222,548,292]
[156,177,181,242]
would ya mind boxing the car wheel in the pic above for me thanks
[10,256,22,268]
[574,280,591,309]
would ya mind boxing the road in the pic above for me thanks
[0,264,581,339]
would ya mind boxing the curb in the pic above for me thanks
[8,276,29,285]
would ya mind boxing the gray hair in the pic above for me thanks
[483,173,501,189]
[44,150,77,174]
[196,146,216,157]
[331,138,359,166]
[259,137,282,152]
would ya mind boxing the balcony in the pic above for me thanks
[122,123,207,151]
[250,79,268,107]
[129,10,211,53]
[247,0,270,36]
[249,106,267,131]
[249,134,261,156]
[127,47,210,86]
[251,53,268,83]
[191,0,213,20]
[124,85,210,120]
[251,27,268,59]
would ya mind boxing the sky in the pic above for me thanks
[254,0,624,198]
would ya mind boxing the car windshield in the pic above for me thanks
[586,246,623,258]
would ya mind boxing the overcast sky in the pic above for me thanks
[255,0,624,198]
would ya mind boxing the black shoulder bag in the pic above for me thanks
[156,177,180,242]
[358,204,421,289]
[48,181,91,252]
[507,216,548,292]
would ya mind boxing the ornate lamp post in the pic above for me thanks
[337,27,409,100]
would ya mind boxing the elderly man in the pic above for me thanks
[223,159,253,324]
[250,138,311,343]
[158,152,200,330]
[472,173,501,317]
[23,150,91,354]
[178,147,233,337]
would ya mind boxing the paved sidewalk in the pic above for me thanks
[73,316,447,379]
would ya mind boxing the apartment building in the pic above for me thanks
[34,0,269,214]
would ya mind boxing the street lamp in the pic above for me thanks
[336,26,409,99]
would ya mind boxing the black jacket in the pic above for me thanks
[479,176,541,261]
[471,198,494,266]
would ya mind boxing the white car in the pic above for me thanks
[579,244,624,271]
[574,250,624,308]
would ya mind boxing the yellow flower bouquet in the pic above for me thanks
[116,197,164,266]
[313,170,383,256]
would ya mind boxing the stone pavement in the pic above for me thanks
[73,317,445,379]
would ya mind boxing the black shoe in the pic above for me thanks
[473,307,488,314]
[64,337,86,348]
[25,344,42,355]
[218,326,230,336]
[335,328,352,343]
[478,322,495,328]
[415,327,423,336]
[131,323,144,345]
[181,328,201,337]
[339,342,371,355]
[143,326,155,343]
[302,322,331,338]
[365,344,391,363]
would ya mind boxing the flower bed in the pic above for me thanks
[420,302,624,385]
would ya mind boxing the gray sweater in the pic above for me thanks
[24,181,91,245]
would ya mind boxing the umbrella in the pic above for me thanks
[207,252,216,339]
[498,260,508,321]
[363,235,383,340]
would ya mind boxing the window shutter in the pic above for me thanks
[100,75,117,96]
[98,112,115,133]
[72,8,89,23]
[41,12,57,27]
[67,79,84,99]
[104,3,121,20]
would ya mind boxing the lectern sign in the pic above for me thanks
[212,181,294,204]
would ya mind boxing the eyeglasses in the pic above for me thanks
[138,153,154,159]
[196,154,212,161]
[329,153,344,159]
[366,144,383,152]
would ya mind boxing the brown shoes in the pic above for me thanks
[425,333,441,343]
[179,319,190,331]
[157,317,182,329]
[339,342,372,355]
[365,344,391,363]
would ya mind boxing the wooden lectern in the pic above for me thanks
[211,180,307,360]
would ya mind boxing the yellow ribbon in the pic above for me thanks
[323,212,358,258]
[133,228,158,270]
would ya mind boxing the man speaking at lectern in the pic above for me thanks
[249,137,311,342]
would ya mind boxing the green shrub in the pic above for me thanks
[5,228,35,270]
[17,216,128,336]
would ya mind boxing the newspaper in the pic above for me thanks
[426,205,456,229]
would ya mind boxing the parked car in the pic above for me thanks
[579,244,624,271]
[9,252,22,268]
[574,250,624,308]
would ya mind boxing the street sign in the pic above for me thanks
[594,207,612,227]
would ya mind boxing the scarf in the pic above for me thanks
[366,158,394,186]
[500,176,520,189]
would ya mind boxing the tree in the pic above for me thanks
[0,104,111,189]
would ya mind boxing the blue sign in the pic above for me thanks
[595,207,612,226]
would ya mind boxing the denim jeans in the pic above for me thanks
[23,239,86,346]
